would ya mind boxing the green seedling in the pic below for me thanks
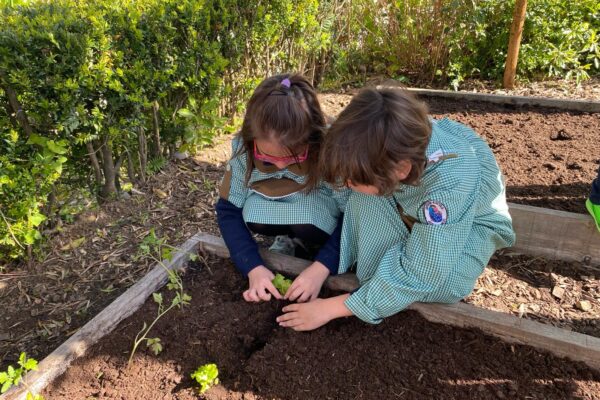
[272,273,292,295]
[0,353,44,399]
[128,269,191,365]
[146,337,163,355]
[128,230,191,365]
[136,228,175,262]
[190,364,219,394]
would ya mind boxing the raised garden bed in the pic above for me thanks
[4,228,600,399]
[40,257,600,400]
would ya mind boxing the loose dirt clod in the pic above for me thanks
[550,129,573,141]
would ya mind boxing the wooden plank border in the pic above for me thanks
[509,202,600,266]
[2,233,205,400]
[405,87,600,113]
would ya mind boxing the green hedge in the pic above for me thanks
[0,0,328,261]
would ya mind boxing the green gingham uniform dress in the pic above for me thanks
[223,138,349,234]
[341,119,516,324]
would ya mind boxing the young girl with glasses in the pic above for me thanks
[216,74,348,304]
[277,86,515,330]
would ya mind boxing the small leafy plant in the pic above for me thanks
[0,352,44,399]
[190,364,219,394]
[272,273,292,296]
[128,231,191,365]
[136,228,175,261]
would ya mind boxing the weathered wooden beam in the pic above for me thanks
[1,234,204,400]
[509,202,600,266]
[198,203,600,268]
[405,87,600,113]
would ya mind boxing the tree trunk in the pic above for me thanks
[151,101,161,158]
[503,0,528,89]
[126,149,136,184]
[3,98,19,128]
[44,186,58,228]
[138,126,147,183]
[100,135,117,201]
[114,152,126,194]
[95,139,104,166]
[27,245,33,270]
[86,141,104,187]
[1,79,34,139]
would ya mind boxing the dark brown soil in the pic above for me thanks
[42,257,600,400]
[320,93,600,214]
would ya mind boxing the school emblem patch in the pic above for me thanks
[422,200,447,225]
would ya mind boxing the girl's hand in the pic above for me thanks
[244,265,283,302]
[277,294,353,331]
[285,261,330,302]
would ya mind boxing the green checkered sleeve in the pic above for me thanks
[345,189,477,324]
[223,139,249,208]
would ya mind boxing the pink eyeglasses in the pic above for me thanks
[253,141,309,165]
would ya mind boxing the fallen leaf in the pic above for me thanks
[529,304,541,313]
[61,237,86,251]
[153,188,169,199]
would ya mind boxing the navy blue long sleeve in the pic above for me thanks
[216,198,264,277]
[314,214,343,275]
[216,197,343,277]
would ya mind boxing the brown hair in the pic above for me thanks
[236,73,326,192]
[321,86,432,195]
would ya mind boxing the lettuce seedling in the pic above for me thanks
[190,364,219,393]
[272,273,292,295]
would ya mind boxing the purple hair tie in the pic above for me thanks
[281,78,291,88]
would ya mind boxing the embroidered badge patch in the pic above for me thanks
[422,200,448,225]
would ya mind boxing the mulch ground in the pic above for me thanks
[42,257,600,400]
[2,92,599,386]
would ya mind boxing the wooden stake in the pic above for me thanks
[503,0,527,89]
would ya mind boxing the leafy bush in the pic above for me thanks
[320,0,599,89]
[0,0,326,262]
[447,0,600,87]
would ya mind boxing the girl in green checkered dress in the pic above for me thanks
[216,74,348,304]
[277,87,515,330]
